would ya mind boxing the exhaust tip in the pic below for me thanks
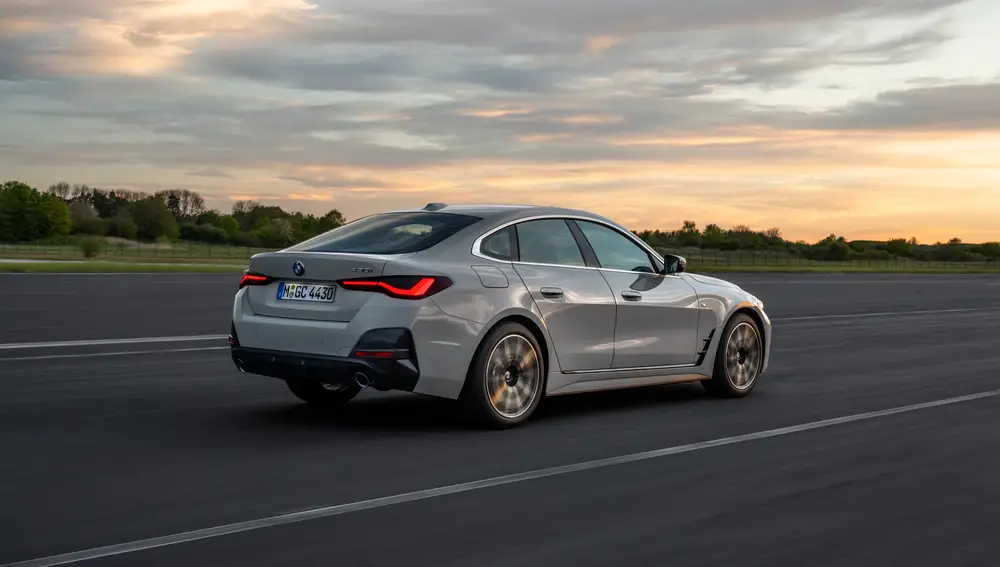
[353,372,371,388]
[235,359,246,373]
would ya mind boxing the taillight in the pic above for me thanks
[338,275,452,299]
[239,271,272,289]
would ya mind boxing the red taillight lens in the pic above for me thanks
[239,272,271,289]
[338,275,452,299]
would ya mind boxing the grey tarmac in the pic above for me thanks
[1,273,998,566]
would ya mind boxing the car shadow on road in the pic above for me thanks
[236,382,713,435]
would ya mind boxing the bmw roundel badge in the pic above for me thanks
[292,261,305,277]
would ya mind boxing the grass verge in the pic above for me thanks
[0,262,246,274]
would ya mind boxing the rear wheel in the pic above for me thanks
[286,379,361,408]
[460,322,545,428]
[702,313,763,398]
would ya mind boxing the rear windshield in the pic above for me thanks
[287,212,482,254]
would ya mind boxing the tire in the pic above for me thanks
[459,322,546,429]
[286,379,361,408]
[702,313,763,398]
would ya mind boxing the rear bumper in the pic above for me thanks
[230,346,419,392]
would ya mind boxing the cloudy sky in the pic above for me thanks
[1,0,998,242]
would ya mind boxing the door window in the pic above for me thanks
[576,220,656,273]
[515,219,586,267]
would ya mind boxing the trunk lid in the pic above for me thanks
[244,251,406,322]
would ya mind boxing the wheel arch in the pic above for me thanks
[725,306,767,367]
[466,313,552,391]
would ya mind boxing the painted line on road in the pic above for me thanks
[0,335,228,351]
[0,346,229,362]
[772,306,1000,323]
[5,388,999,567]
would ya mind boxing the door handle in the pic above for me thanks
[621,290,642,301]
[540,287,564,299]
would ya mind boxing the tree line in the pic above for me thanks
[635,222,1000,263]
[2,180,998,263]
[1,180,345,249]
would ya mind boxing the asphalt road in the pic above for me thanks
[1,273,999,566]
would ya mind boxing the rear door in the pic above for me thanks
[510,219,617,372]
[572,219,701,368]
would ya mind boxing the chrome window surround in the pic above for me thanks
[471,214,679,277]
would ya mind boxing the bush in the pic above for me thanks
[80,236,103,258]
[230,232,261,247]
[104,215,139,240]
[179,222,230,243]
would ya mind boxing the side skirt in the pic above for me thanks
[545,372,709,397]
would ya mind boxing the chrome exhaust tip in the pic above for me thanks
[353,372,371,388]
[235,359,246,373]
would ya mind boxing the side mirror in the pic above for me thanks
[661,254,686,274]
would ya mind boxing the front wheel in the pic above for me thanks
[286,379,361,408]
[702,313,763,398]
[459,322,545,428]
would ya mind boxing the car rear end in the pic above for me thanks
[229,210,483,395]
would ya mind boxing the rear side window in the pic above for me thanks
[288,212,481,254]
[515,219,586,267]
[480,227,517,261]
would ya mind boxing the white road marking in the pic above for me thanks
[4,388,998,567]
[772,306,1000,323]
[0,346,229,362]
[0,335,228,351]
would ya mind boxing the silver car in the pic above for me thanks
[229,203,771,428]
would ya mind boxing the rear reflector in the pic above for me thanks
[353,351,395,358]
[338,275,452,300]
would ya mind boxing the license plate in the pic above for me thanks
[276,282,336,302]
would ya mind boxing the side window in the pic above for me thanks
[515,219,586,267]
[576,221,656,273]
[480,226,516,261]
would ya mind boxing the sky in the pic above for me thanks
[1,0,998,243]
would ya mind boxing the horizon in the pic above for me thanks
[2,0,999,244]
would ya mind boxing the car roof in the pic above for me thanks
[393,203,619,225]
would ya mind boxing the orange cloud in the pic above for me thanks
[586,36,624,56]
[20,0,317,76]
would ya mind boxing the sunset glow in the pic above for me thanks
[1,0,998,242]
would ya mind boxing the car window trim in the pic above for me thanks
[471,214,677,277]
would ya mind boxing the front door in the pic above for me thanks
[511,219,617,372]
[573,219,701,368]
